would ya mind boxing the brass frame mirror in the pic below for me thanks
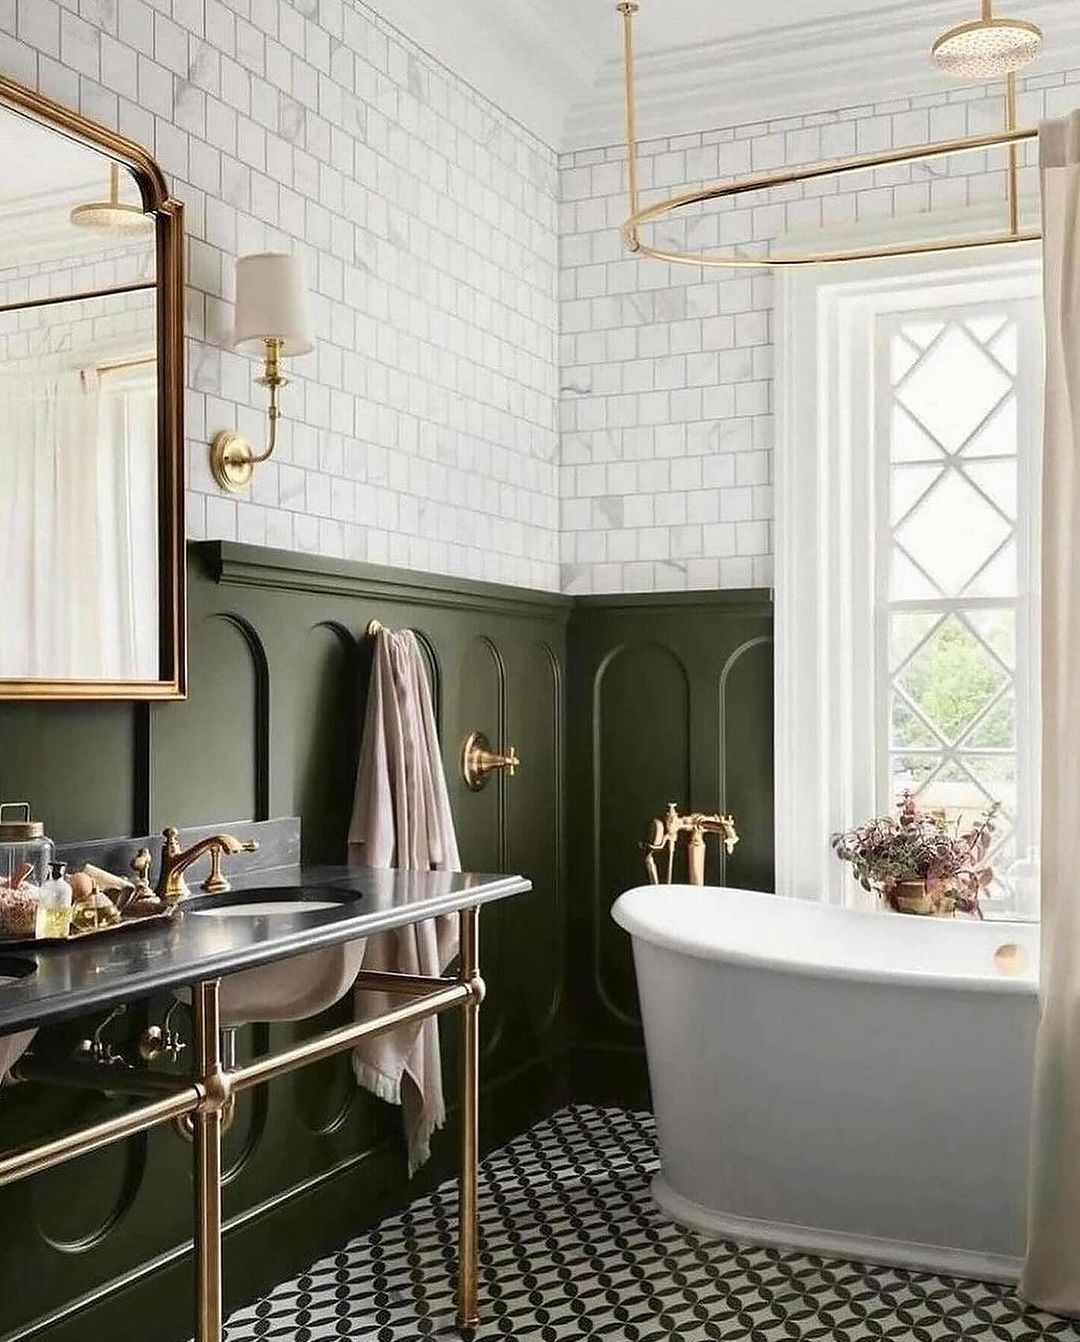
[0,75,185,700]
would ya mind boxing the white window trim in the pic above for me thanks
[774,248,1042,906]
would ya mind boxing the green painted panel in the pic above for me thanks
[0,543,571,1342]
[566,592,775,1093]
[0,544,773,1342]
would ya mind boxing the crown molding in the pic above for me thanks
[564,0,1080,152]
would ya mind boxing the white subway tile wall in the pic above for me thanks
[0,0,561,590]
[2,1,1077,595]
[558,70,1077,594]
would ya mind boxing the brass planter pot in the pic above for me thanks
[885,879,957,917]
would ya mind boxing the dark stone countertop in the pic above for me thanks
[0,864,531,1034]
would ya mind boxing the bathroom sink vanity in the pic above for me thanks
[0,852,530,1342]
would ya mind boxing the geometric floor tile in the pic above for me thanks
[222,1106,1080,1340]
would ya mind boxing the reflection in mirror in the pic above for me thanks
[0,105,158,682]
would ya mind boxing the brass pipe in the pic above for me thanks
[1005,71,1020,238]
[617,2,641,251]
[456,905,483,1339]
[230,982,470,1094]
[0,1084,202,1189]
[354,969,459,995]
[193,980,224,1342]
[624,123,1040,268]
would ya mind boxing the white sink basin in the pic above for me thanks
[180,890,366,1027]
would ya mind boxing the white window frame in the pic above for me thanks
[774,249,1042,909]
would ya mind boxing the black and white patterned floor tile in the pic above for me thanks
[223,1106,1080,1340]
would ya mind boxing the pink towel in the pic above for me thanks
[348,628,460,1174]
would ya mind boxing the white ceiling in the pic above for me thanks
[374,0,1080,150]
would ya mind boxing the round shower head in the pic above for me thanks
[932,14,1043,79]
[69,163,154,236]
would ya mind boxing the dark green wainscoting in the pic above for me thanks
[566,590,775,1109]
[0,545,773,1342]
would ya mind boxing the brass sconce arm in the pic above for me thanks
[210,337,286,492]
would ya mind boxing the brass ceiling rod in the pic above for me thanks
[617,0,1044,268]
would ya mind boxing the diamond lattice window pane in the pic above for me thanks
[963,459,1017,520]
[896,324,1012,452]
[891,405,946,463]
[902,319,945,350]
[960,394,1017,459]
[889,611,942,671]
[912,758,987,813]
[963,689,1015,749]
[890,547,941,600]
[891,693,941,748]
[895,615,1007,744]
[891,753,942,799]
[891,464,940,525]
[891,335,921,382]
[967,609,1015,667]
[989,322,1018,375]
[966,313,1009,344]
[894,471,1011,596]
[964,753,1017,814]
[963,538,1017,598]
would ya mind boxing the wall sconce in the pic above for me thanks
[209,252,315,492]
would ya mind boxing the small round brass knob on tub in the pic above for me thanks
[460,732,520,792]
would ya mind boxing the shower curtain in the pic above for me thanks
[0,367,157,681]
[1022,109,1080,1317]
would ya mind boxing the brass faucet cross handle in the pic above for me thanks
[461,731,521,792]
[156,827,259,905]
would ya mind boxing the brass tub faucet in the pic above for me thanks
[157,828,259,904]
[642,803,738,886]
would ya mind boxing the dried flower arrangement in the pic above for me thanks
[831,792,1000,917]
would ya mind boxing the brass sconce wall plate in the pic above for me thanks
[461,732,520,792]
[209,429,257,491]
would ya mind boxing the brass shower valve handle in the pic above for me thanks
[641,802,739,886]
[461,732,521,792]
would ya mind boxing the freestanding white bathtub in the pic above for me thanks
[612,885,1039,1282]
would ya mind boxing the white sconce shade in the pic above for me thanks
[232,252,315,356]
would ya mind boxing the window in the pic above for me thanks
[776,255,1041,918]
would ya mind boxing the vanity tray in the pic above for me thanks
[0,908,176,951]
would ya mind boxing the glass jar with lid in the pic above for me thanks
[0,802,54,888]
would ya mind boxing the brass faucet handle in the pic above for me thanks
[201,837,259,894]
[461,731,522,791]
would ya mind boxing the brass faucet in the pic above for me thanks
[641,803,739,886]
[156,827,259,905]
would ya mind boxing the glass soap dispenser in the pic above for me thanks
[0,802,53,888]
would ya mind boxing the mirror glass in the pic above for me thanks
[0,105,159,683]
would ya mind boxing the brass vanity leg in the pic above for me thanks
[456,905,483,1340]
[193,979,225,1342]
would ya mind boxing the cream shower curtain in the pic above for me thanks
[1022,109,1080,1316]
[0,367,157,680]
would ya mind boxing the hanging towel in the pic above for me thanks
[348,626,460,1175]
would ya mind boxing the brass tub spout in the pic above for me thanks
[641,803,738,886]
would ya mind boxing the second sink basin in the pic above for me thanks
[180,889,366,1027]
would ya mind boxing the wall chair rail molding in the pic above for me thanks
[0,75,185,702]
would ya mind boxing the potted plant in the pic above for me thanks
[831,793,999,917]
